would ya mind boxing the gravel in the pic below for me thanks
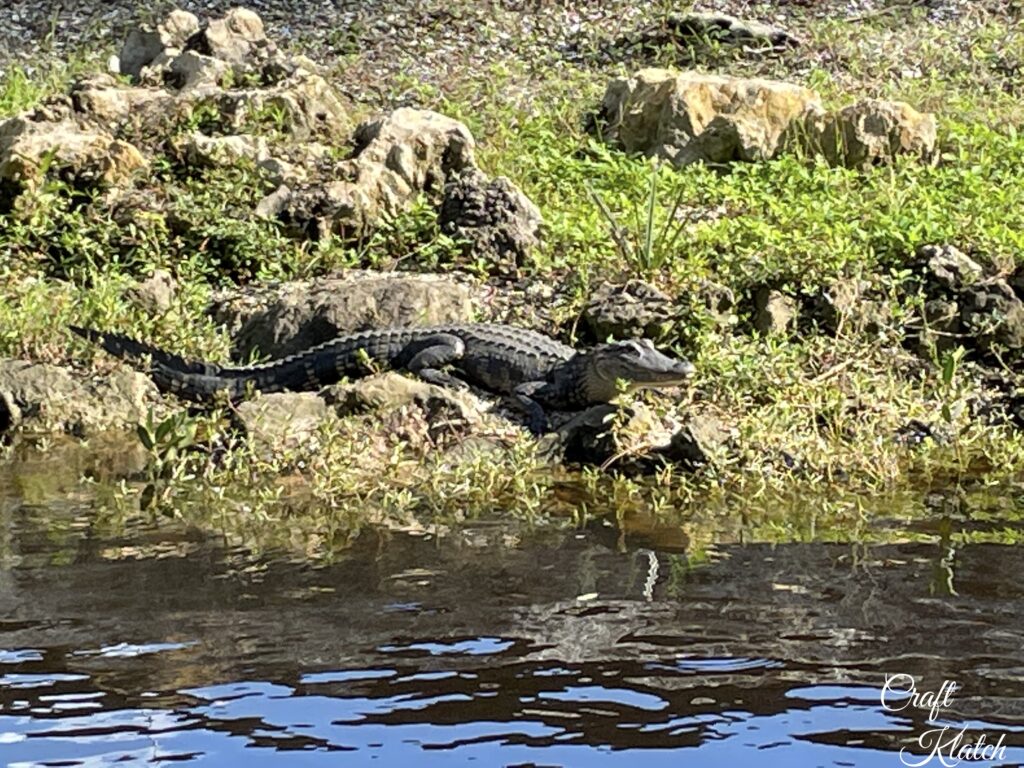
[0,0,995,97]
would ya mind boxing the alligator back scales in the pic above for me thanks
[71,323,577,402]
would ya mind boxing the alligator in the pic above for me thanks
[70,323,695,433]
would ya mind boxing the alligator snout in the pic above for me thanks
[636,351,696,384]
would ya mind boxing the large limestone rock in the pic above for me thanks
[261,108,475,239]
[659,413,732,469]
[195,8,268,66]
[807,277,890,336]
[209,72,349,138]
[209,271,478,359]
[323,371,487,426]
[439,168,543,271]
[116,9,201,80]
[164,51,231,91]
[179,131,270,167]
[600,68,820,165]
[117,8,270,87]
[0,117,146,188]
[598,68,936,169]
[0,360,157,436]
[921,243,984,293]
[960,283,1024,353]
[353,108,476,182]
[235,392,335,452]
[70,75,178,126]
[329,373,497,455]
[804,99,937,169]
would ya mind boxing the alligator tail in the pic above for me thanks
[69,325,214,373]
[70,325,246,401]
[70,325,352,401]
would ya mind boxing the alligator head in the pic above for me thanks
[582,338,695,402]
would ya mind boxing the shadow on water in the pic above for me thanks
[2,448,1024,765]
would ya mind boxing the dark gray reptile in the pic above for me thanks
[70,323,695,432]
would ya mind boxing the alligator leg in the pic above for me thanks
[512,381,550,435]
[402,334,469,390]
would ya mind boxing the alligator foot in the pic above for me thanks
[513,382,550,435]
[416,368,470,391]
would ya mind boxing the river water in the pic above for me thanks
[2,452,1024,767]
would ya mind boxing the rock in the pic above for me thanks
[162,9,203,46]
[599,68,821,165]
[0,360,157,436]
[71,76,178,126]
[209,271,477,359]
[0,391,22,436]
[961,282,1024,353]
[439,435,512,465]
[911,244,1024,356]
[129,269,177,314]
[553,402,681,468]
[695,279,737,326]
[476,275,569,332]
[254,143,327,191]
[258,157,304,186]
[116,8,284,93]
[269,108,474,239]
[553,404,627,464]
[438,168,543,270]
[197,8,268,66]
[164,51,230,91]
[663,12,800,49]
[322,371,486,425]
[808,278,890,335]
[323,372,492,450]
[584,280,675,340]
[181,131,269,167]
[354,108,476,186]
[554,406,730,471]
[260,52,322,85]
[597,69,936,169]
[210,72,349,137]
[805,99,937,170]
[920,298,962,354]
[117,29,165,80]
[658,414,731,469]
[235,392,334,452]
[117,10,200,80]
[255,183,293,218]
[119,8,268,86]
[1008,264,1024,301]
[752,287,797,334]
[918,244,984,293]
[0,117,146,190]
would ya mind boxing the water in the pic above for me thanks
[3,465,1024,766]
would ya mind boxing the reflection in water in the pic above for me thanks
[3,486,1024,765]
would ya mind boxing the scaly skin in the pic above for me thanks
[70,323,695,432]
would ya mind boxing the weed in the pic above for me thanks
[586,160,691,279]
[135,408,199,513]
